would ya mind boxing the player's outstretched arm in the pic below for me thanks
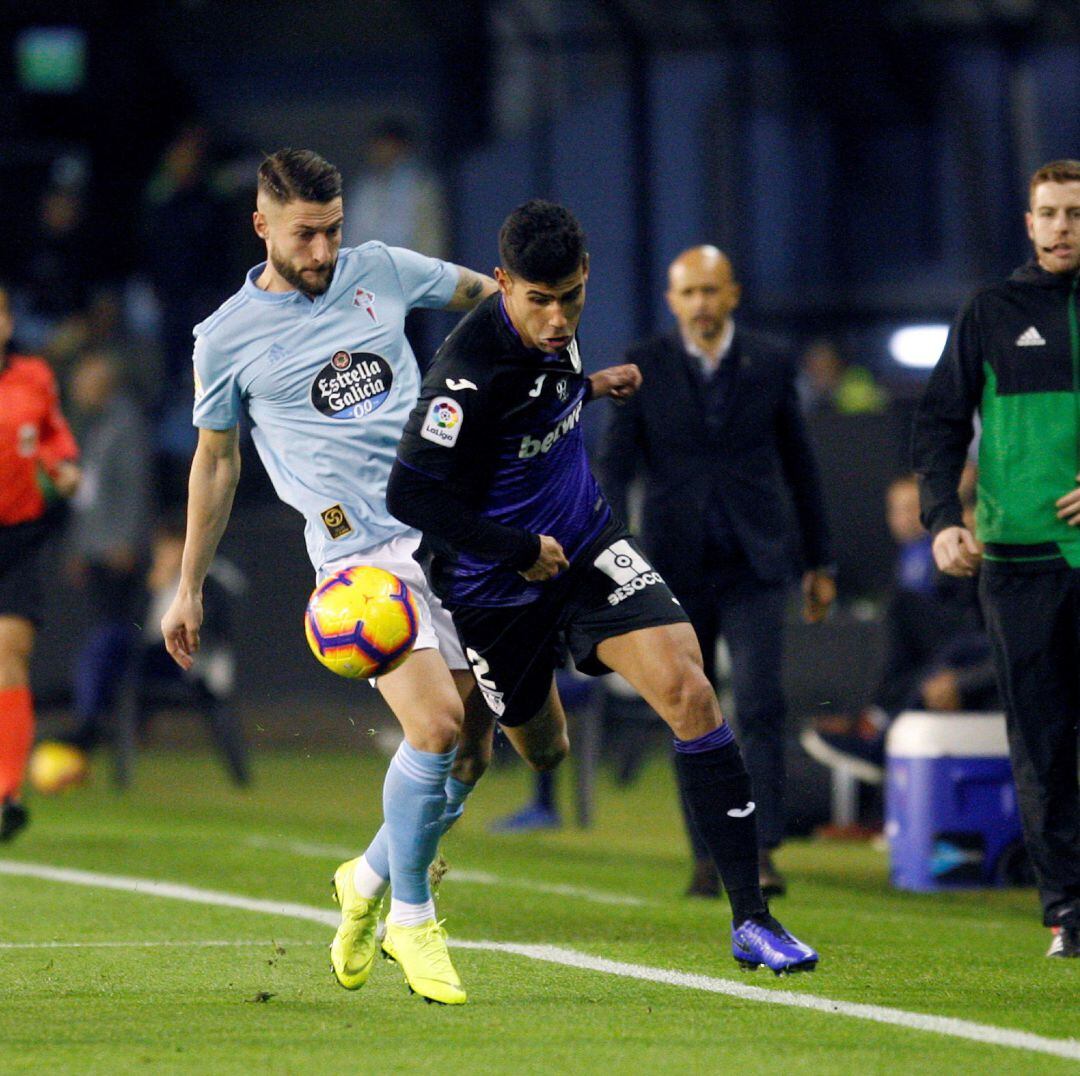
[162,426,241,669]
[587,363,641,402]
[444,266,498,311]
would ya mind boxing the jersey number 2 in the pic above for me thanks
[466,647,498,690]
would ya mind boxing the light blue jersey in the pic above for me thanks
[192,242,458,569]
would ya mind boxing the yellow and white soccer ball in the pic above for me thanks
[28,741,90,795]
[304,565,420,679]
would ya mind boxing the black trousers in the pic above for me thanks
[675,560,789,853]
[979,559,1080,923]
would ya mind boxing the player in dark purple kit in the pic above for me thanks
[388,200,819,974]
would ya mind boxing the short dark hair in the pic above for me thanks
[258,148,342,205]
[499,199,587,284]
[1029,159,1080,203]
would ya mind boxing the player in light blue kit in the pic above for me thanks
[161,149,497,1005]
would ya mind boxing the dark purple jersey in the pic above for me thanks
[389,294,610,606]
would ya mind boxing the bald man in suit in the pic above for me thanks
[598,247,835,898]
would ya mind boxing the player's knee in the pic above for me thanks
[418,702,465,753]
[653,665,717,739]
[452,742,491,785]
[526,733,569,772]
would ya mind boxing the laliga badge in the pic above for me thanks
[421,396,463,447]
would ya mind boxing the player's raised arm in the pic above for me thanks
[443,265,498,311]
[161,426,241,668]
[586,363,641,402]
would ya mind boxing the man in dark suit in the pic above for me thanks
[598,246,835,898]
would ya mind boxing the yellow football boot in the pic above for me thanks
[329,858,383,990]
[381,918,466,1005]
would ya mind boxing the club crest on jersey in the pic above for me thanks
[353,287,378,323]
[421,396,463,446]
[310,351,394,420]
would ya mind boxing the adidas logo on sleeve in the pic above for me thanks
[1015,326,1046,347]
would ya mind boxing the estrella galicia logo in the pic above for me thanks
[311,351,394,420]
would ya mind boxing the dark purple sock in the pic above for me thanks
[672,734,766,923]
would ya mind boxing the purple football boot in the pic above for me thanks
[732,914,819,975]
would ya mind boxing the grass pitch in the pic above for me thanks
[0,747,1077,1074]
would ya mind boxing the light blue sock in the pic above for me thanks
[382,741,456,905]
[442,776,474,829]
[363,774,476,883]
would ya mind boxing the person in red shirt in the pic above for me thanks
[0,285,80,839]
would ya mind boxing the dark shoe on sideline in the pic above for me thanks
[758,850,787,898]
[0,799,29,842]
[685,858,721,899]
[1047,903,1080,958]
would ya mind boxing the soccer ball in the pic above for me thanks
[304,566,420,679]
[28,741,89,795]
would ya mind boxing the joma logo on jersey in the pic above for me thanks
[517,400,583,459]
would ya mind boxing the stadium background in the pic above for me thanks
[4,0,1079,822]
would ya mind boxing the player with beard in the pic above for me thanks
[161,149,500,1004]
[387,199,820,975]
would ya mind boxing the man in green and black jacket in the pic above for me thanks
[913,159,1080,959]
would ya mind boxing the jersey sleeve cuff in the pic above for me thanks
[508,533,542,571]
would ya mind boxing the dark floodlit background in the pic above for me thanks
[4,0,1078,818]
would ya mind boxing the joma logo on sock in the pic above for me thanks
[727,801,756,818]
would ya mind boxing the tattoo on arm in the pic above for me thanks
[446,266,497,310]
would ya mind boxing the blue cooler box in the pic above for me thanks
[885,711,1026,891]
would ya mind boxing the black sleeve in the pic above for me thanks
[389,355,541,570]
[387,458,539,569]
[774,357,834,569]
[911,297,984,535]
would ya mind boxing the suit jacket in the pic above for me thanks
[597,327,832,591]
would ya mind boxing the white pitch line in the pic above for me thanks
[0,939,323,950]
[1,859,1078,1063]
[244,834,649,907]
[453,942,1080,1062]
[0,859,337,929]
